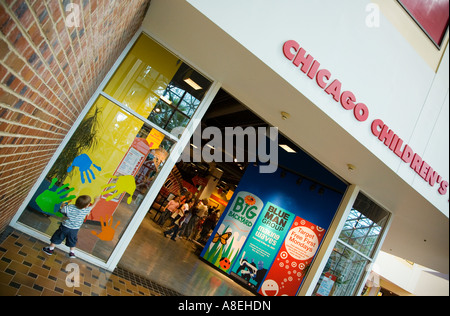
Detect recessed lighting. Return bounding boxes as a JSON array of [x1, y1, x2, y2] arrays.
[[184, 78, 202, 90], [279, 144, 296, 153], [160, 95, 172, 104], [190, 144, 198, 149], [281, 111, 290, 120]]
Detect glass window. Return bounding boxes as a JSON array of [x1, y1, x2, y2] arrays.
[[16, 33, 213, 263], [104, 35, 211, 135], [18, 96, 175, 261], [312, 193, 389, 296]]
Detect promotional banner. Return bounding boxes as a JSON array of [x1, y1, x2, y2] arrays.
[[200, 163, 345, 295], [258, 216, 325, 296], [201, 191, 264, 273], [230, 202, 295, 291]]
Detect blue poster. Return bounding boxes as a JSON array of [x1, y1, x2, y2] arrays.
[[229, 202, 295, 291]]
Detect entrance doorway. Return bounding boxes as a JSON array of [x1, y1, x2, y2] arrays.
[[116, 89, 261, 296], [117, 88, 348, 296]]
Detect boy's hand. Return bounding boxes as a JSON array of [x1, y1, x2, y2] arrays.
[[90, 196, 100, 207]]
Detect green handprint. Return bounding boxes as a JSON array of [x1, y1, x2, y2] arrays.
[[101, 175, 136, 204], [35, 178, 76, 217]]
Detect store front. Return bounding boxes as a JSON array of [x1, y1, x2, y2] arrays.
[[8, 30, 391, 296], [8, 0, 448, 296]]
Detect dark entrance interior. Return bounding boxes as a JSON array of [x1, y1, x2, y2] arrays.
[[118, 88, 347, 296]]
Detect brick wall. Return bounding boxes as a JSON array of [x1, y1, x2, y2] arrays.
[[0, 0, 151, 233]]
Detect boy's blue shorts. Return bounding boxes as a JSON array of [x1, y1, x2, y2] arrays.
[[50, 225, 78, 248]]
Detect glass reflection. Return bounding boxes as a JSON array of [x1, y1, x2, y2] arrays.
[[312, 193, 389, 296], [104, 34, 211, 135]]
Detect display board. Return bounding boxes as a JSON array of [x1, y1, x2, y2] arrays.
[[201, 164, 344, 296]]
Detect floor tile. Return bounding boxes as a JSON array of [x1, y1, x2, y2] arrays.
[[0, 210, 253, 296]]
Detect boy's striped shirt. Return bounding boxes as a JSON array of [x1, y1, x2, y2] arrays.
[[61, 204, 92, 229]]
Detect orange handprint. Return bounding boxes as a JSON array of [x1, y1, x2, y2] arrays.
[[91, 216, 120, 241]]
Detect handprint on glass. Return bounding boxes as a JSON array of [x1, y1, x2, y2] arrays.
[[67, 153, 102, 184], [35, 178, 76, 217], [101, 175, 136, 204], [91, 216, 120, 241]]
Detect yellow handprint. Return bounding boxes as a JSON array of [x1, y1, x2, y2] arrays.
[[91, 216, 120, 241], [101, 174, 136, 204]]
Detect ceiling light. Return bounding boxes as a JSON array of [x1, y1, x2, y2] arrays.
[[347, 164, 356, 171], [281, 111, 290, 120], [183, 70, 203, 90], [190, 144, 198, 149], [160, 95, 172, 105], [279, 144, 296, 153], [184, 78, 202, 90]]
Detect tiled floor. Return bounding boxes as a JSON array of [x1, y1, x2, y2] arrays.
[[0, 227, 181, 296], [0, 211, 253, 296], [118, 212, 253, 296]]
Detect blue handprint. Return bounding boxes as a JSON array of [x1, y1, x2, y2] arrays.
[[67, 153, 102, 184], [35, 178, 76, 217]]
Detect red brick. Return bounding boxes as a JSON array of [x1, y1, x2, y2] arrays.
[[0, 0, 152, 234]]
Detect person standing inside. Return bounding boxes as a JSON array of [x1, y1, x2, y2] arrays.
[[198, 209, 219, 243], [157, 195, 180, 227], [189, 199, 209, 240], [164, 200, 193, 241]]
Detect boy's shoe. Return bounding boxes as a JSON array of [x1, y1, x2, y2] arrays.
[[43, 247, 53, 255], [69, 252, 76, 258]]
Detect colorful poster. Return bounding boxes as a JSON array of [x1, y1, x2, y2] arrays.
[[146, 128, 165, 149], [230, 202, 295, 292], [258, 217, 326, 296], [89, 138, 149, 221], [201, 191, 264, 273]]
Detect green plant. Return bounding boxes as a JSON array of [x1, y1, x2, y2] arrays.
[[47, 106, 102, 183]]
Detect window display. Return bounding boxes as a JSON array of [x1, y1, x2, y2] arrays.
[[201, 163, 346, 296], [16, 33, 212, 262]]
